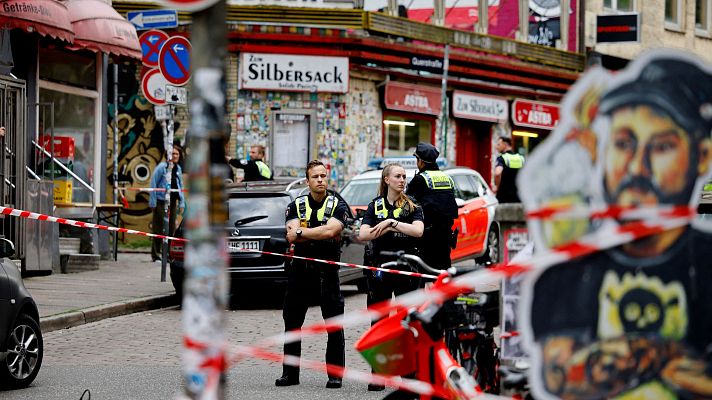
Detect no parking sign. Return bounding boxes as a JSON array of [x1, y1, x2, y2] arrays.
[[139, 29, 169, 67], [159, 36, 191, 86]]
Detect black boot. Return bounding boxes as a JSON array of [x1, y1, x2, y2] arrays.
[[325, 377, 342, 389], [275, 366, 299, 387]]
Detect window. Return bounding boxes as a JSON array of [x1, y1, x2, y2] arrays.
[[666, 0, 684, 29], [383, 117, 432, 157], [39, 48, 97, 90], [697, 0, 711, 33], [604, 0, 635, 11], [451, 175, 479, 201]]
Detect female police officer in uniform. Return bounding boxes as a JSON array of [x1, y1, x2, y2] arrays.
[[359, 163, 424, 390], [277, 160, 350, 389]]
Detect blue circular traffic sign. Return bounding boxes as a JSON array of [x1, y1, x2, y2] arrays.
[[158, 36, 191, 86], [139, 30, 169, 68]]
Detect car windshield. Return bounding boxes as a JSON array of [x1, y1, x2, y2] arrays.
[[340, 178, 380, 206], [228, 194, 291, 226]]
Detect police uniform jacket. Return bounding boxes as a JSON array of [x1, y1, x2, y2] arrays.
[[229, 158, 273, 181], [362, 195, 424, 264], [285, 192, 349, 262], [405, 168, 457, 230]]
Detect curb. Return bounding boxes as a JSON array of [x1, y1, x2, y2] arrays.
[[40, 293, 179, 333]]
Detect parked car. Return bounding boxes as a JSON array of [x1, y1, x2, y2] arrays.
[[169, 180, 365, 299], [0, 239, 43, 389], [339, 162, 499, 267]]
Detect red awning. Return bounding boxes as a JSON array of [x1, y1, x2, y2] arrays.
[[66, 0, 141, 59], [0, 0, 74, 42]]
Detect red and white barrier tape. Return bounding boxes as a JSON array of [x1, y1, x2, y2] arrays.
[[119, 187, 187, 193], [232, 215, 693, 357], [0, 205, 186, 242], [239, 248, 440, 280], [527, 204, 695, 221]]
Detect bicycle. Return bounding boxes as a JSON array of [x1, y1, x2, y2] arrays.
[[354, 251, 489, 400], [444, 291, 500, 394]]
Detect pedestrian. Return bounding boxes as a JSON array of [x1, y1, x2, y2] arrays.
[[493, 136, 525, 203], [405, 142, 458, 270], [358, 162, 424, 391], [525, 53, 712, 399], [227, 144, 272, 181], [277, 159, 350, 389], [149, 147, 185, 262], [0, 126, 5, 137]]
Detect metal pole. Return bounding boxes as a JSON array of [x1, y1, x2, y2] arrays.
[[161, 113, 174, 283], [439, 44, 450, 158], [183, 1, 228, 399], [113, 64, 120, 261], [518, 0, 529, 42], [559, 0, 570, 51]]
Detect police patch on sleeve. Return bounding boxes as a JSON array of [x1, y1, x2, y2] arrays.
[[240, 159, 248, 166]]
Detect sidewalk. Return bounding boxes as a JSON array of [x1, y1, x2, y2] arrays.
[[23, 252, 178, 333]]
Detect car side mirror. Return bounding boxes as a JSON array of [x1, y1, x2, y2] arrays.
[[455, 198, 465, 208], [0, 238, 15, 258]]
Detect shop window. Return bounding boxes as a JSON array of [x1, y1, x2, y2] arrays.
[[38, 88, 96, 203], [39, 47, 96, 90], [383, 117, 431, 157]]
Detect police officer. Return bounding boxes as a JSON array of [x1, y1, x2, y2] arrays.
[[228, 144, 272, 181], [406, 142, 458, 270], [359, 162, 424, 391], [277, 160, 349, 389], [494, 136, 525, 203]]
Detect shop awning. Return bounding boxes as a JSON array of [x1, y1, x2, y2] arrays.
[[0, 0, 74, 42], [66, 0, 140, 59]]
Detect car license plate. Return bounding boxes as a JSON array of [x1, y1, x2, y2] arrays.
[[228, 240, 260, 252]]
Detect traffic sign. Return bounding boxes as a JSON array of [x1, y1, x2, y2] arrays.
[[128, 9, 178, 30], [158, 36, 191, 86], [154, 105, 172, 121], [139, 30, 169, 68], [156, 0, 220, 12], [141, 69, 168, 105], [165, 85, 188, 105]]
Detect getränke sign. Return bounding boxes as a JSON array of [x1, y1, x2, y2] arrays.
[[239, 53, 349, 93], [452, 91, 508, 122]]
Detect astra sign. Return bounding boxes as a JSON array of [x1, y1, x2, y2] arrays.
[[238, 53, 349, 93]]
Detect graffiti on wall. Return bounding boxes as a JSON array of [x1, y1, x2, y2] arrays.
[[107, 64, 164, 241]]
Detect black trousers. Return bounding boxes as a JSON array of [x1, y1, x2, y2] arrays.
[[420, 227, 453, 271], [151, 199, 176, 261], [366, 268, 420, 320], [282, 261, 345, 378]]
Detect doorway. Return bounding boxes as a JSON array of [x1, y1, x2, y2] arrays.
[[455, 119, 492, 184]]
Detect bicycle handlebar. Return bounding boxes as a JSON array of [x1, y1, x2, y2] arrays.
[[379, 251, 447, 275]]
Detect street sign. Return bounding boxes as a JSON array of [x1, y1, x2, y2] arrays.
[[158, 36, 191, 86], [156, 0, 220, 12], [139, 30, 169, 68], [141, 69, 168, 105], [166, 85, 187, 105], [154, 105, 172, 121], [128, 9, 178, 30]]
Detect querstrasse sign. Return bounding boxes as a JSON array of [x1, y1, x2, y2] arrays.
[[239, 53, 349, 93]]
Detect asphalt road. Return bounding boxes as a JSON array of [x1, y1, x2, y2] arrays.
[[0, 289, 389, 400]]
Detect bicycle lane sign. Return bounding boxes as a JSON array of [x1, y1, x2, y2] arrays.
[[158, 36, 191, 86]]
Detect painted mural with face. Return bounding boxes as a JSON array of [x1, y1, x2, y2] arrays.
[[517, 50, 712, 400]]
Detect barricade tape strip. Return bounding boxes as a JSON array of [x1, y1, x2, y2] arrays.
[[0, 206, 186, 242], [238, 249, 440, 280], [119, 187, 187, 193], [527, 204, 695, 221], [230, 215, 693, 358]]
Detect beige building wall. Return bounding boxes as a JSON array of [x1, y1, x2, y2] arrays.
[[585, 0, 712, 63]]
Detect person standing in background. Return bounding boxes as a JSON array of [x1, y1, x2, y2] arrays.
[[149, 147, 185, 262], [494, 136, 525, 203], [227, 144, 272, 181]]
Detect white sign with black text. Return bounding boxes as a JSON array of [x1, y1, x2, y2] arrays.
[[239, 53, 349, 93], [452, 91, 508, 122], [165, 85, 187, 105], [154, 105, 171, 121]]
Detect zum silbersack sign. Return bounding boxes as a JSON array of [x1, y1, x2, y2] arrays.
[[239, 53, 349, 93]]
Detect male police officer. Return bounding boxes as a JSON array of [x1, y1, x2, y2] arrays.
[[277, 160, 349, 389], [494, 136, 525, 203], [406, 142, 458, 270], [228, 144, 272, 181]]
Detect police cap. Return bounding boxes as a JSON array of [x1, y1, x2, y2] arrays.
[[413, 142, 440, 163]]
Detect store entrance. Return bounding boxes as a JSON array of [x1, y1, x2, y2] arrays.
[[455, 119, 492, 184]]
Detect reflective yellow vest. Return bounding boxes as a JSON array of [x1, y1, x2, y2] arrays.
[[374, 197, 404, 219], [296, 194, 338, 227], [502, 153, 525, 169], [255, 160, 272, 179], [421, 170, 455, 190]]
